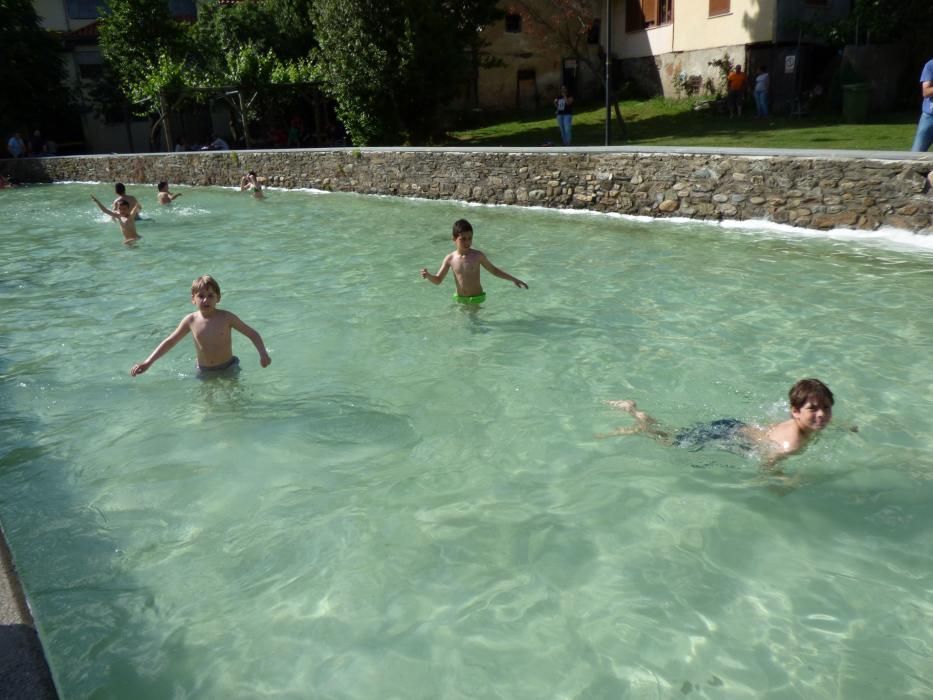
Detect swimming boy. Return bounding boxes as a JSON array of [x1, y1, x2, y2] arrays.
[[157, 181, 182, 204], [240, 171, 263, 199], [112, 183, 141, 219], [600, 378, 838, 465], [130, 275, 271, 377], [91, 194, 141, 244], [420, 219, 528, 304]]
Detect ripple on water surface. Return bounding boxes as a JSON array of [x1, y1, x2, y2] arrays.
[[1, 184, 932, 699]]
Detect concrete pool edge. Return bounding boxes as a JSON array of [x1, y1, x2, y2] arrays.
[[4, 146, 933, 233], [0, 522, 59, 699]]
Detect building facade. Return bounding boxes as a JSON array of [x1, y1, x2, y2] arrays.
[[34, 0, 198, 154], [467, 1, 603, 112], [610, 0, 853, 112]]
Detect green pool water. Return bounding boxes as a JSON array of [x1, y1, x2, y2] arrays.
[[1, 183, 932, 699]]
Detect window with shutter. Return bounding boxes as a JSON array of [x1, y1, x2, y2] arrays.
[[709, 0, 730, 16], [626, 0, 673, 31]]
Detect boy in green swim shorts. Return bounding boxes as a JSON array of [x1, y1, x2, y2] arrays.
[[420, 219, 528, 303]]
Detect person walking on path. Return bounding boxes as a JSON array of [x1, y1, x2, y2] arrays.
[[911, 58, 933, 152]]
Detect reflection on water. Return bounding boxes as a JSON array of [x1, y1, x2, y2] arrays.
[[2, 184, 933, 699]]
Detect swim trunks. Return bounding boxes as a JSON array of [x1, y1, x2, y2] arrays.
[[196, 355, 240, 376], [453, 292, 486, 305], [673, 418, 751, 453]]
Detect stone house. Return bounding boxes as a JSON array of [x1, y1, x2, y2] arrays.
[[465, 1, 604, 112]]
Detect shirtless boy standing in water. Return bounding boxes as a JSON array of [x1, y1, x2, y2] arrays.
[[420, 219, 528, 304], [130, 275, 271, 377], [91, 195, 141, 244], [157, 181, 182, 204], [111, 183, 141, 219], [601, 378, 839, 466]]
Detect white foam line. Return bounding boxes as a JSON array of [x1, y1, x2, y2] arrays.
[[43, 181, 933, 254]]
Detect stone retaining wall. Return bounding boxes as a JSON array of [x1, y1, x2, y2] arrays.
[[5, 147, 933, 232]]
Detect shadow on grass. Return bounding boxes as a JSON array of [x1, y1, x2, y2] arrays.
[[448, 100, 916, 151]]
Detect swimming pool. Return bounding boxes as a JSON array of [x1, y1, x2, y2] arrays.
[[1, 183, 932, 698]]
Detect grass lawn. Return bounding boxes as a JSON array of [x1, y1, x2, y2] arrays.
[[447, 97, 918, 152]]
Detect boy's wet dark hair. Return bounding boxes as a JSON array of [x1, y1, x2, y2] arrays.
[[789, 378, 834, 410], [115, 182, 126, 195], [157, 181, 168, 191], [191, 274, 221, 297], [248, 170, 257, 177], [452, 219, 473, 238], [116, 198, 129, 208]]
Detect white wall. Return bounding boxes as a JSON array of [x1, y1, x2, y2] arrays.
[[611, 0, 774, 59]]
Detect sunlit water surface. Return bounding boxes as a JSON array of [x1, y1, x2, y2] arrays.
[[1, 183, 932, 699]]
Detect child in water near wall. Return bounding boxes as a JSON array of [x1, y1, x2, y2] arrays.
[[130, 275, 271, 377], [91, 195, 141, 244], [420, 219, 528, 305], [599, 378, 843, 466], [157, 181, 182, 204], [240, 171, 264, 199], [111, 182, 141, 219]]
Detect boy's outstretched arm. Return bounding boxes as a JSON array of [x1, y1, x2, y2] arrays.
[[91, 195, 119, 219], [479, 255, 528, 289], [420, 256, 451, 285], [230, 314, 272, 367], [130, 318, 191, 376]]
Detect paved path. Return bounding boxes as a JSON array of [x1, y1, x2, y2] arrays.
[[0, 525, 58, 699]]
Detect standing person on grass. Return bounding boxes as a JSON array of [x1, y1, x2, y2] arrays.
[[911, 57, 933, 152], [727, 65, 748, 118], [554, 85, 574, 146], [754, 65, 770, 118]]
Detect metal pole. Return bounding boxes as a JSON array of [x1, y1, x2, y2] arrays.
[[604, 0, 612, 145]]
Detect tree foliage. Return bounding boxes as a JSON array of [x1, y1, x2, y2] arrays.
[[97, 0, 318, 147], [0, 0, 73, 135], [97, 0, 187, 104], [804, 0, 933, 54], [311, 0, 500, 145]]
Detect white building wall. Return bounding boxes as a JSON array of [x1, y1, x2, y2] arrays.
[[609, 0, 775, 97]]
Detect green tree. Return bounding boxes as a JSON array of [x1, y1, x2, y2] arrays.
[[189, 1, 317, 147], [805, 0, 933, 54], [97, 0, 189, 149], [0, 0, 74, 137], [312, 0, 500, 145]]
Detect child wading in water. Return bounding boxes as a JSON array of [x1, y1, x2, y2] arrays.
[[420, 219, 528, 304], [111, 182, 141, 219], [157, 181, 182, 204], [130, 275, 271, 377], [92, 195, 141, 244], [600, 378, 841, 467], [240, 171, 264, 199]]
